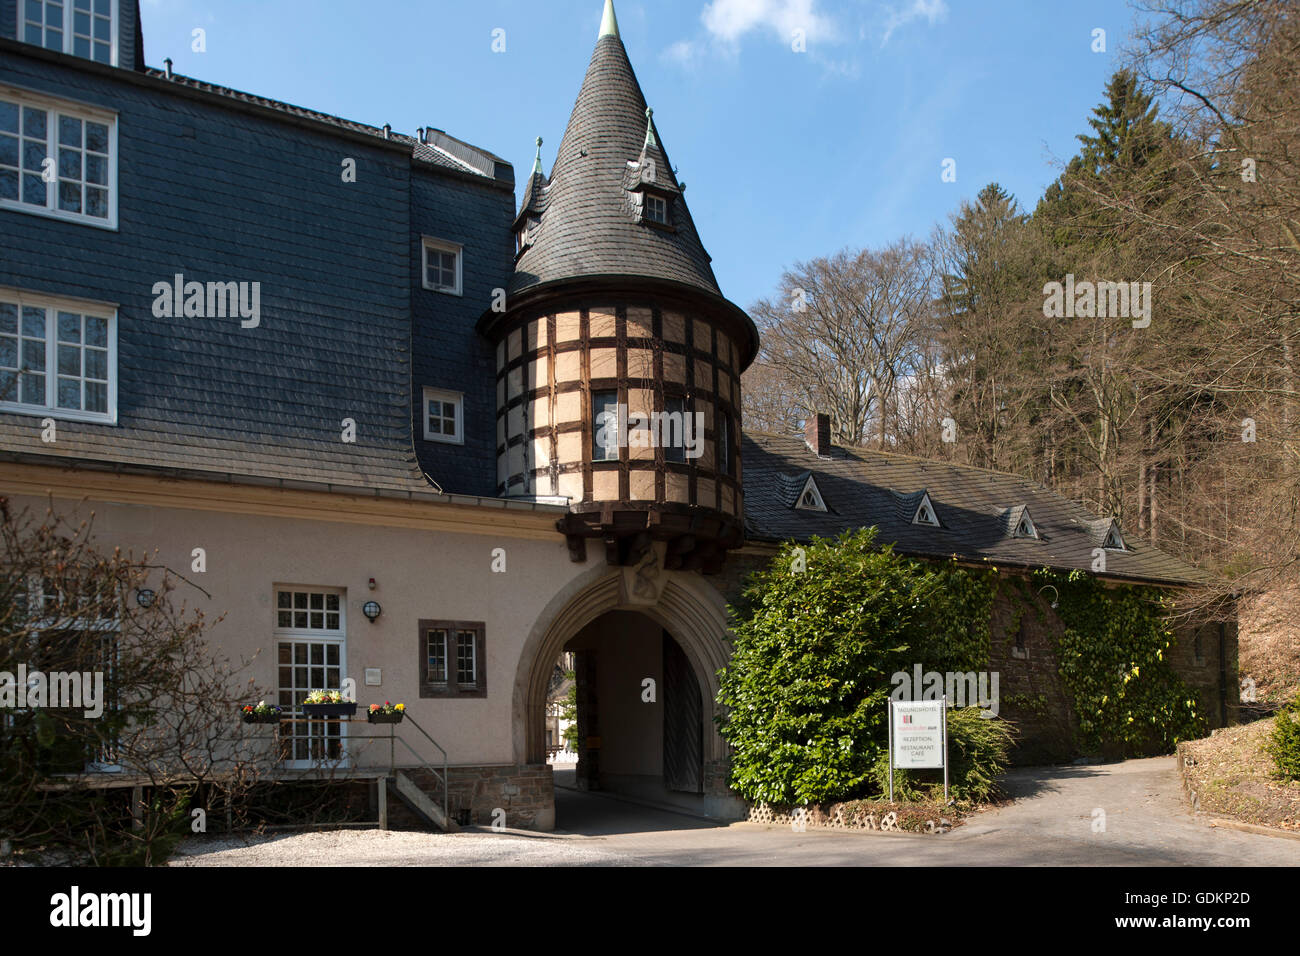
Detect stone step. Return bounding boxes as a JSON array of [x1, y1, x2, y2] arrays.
[[390, 770, 459, 832]]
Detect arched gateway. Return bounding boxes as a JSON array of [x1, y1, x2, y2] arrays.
[[513, 559, 745, 826]]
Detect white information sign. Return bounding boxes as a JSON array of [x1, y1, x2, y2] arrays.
[[890, 699, 946, 769]]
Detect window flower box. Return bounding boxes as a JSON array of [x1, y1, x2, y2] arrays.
[[241, 701, 283, 724], [301, 690, 356, 718], [367, 702, 406, 724]]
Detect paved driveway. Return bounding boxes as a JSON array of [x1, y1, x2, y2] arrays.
[[542, 757, 1295, 865], [172, 757, 1297, 866]]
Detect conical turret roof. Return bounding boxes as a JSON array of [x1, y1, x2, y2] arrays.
[[509, 2, 723, 299]]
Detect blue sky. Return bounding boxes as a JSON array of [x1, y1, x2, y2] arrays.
[[140, 0, 1141, 309]]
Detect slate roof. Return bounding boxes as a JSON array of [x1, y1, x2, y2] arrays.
[[508, 21, 723, 298], [741, 433, 1211, 587], [142, 68, 512, 184]]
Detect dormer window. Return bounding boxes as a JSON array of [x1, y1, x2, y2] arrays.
[[913, 493, 940, 527], [1010, 508, 1039, 539], [794, 475, 826, 512], [1103, 523, 1126, 551], [644, 194, 667, 224], [22, 0, 116, 65]]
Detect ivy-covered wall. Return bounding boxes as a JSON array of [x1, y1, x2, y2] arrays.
[[716, 544, 1237, 764]]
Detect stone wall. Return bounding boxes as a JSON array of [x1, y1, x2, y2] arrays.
[[392, 763, 554, 830], [987, 587, 1079, 764]]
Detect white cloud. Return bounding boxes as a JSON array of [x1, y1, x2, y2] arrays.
[[880, 0, 949, 46], [700, 0, 837, 47], [662, 38, 705, 68]]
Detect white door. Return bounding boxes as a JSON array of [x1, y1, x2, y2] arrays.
[[274, 586, 347, 769]]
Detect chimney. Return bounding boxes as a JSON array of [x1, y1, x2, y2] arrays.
[[805, 413, 831, 457]]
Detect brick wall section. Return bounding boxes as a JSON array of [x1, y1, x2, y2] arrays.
[[393, 764, 554, 830], [987, 587, 1079, 764], [1168, 615, 1239, 730]]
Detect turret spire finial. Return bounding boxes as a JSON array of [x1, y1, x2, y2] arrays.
[[643, 106, 657, 150], [531, 136, 544, 176], [598, 0, 620, 39]]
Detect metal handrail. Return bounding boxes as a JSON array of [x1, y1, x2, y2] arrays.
[[255, 713, 450, 825], [399, 713, 450, 825]]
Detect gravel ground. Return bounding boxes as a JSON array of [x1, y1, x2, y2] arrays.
[[168, 828, 633, 867]]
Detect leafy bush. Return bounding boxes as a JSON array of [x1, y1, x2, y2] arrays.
[[718, 529, 1000, 806], [1267, 695, 1300, 780], [873, 707, 1016, 804]]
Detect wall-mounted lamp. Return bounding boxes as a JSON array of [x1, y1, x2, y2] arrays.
[[368, 577, 376, 591], [1037, 585, 1059, 609], [135, 588, 155, 608], [362, 601, 382, 623]]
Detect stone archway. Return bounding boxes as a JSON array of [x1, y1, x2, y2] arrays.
[[512, 558, 738, 815]]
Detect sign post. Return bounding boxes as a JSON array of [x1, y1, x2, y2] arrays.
[[888, 696, 948, 804]]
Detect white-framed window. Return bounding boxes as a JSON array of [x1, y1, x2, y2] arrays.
[[421, 237, 462, 295], [419, 619, 485, 698], [592, 389, 619, 462], [426, 628, 447, 683], [10, 575, 121, 772], [274, 586, 347, 769], [1012, 508, 1039, 539], [0, 288, 117, 423], [0, 87, 118, 228], [913, 492, 940, 527], [456, 630, 477, 685], [423, 387, 463, 444], [794, 474, 826, 512], [644, 193, 667, 224], [19, 0, 117, 65]]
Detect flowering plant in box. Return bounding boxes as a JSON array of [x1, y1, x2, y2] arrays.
[[300, 688, 358, 718], [367, 701, 406, 724], [304, 689, 353, 705], [240, 700, 282, 723]]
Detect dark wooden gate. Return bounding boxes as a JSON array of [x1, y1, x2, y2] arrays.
[[662, 632, 703, 793]]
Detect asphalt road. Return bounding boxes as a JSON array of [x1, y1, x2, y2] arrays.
[[171, 756, 1297, 866], [545, 756, 1297, 865]]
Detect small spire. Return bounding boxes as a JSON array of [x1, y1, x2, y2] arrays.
[[643, 107, 657, 150], [531, 136, 544, 176], [598, 0, 620, 39]]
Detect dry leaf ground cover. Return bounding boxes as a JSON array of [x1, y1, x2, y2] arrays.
[[1180, 718, 1300, 832]]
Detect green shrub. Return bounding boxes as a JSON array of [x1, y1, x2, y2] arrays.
[[1268, 695, 1300, 781], [872, 707, 1016, 804], [717, 529, 998, 806]]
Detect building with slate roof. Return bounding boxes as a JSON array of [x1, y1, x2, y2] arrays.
[[0, 0, 1236, 826]]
